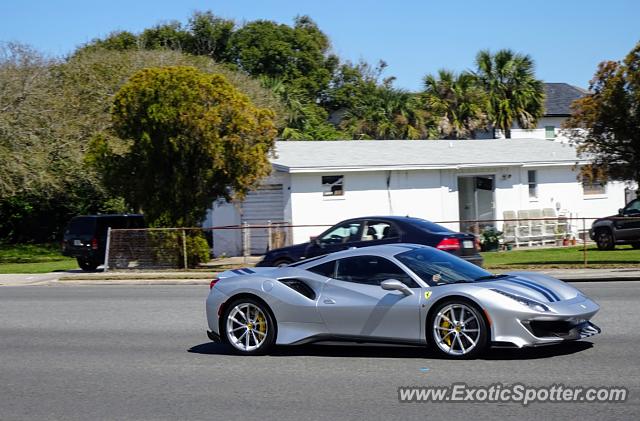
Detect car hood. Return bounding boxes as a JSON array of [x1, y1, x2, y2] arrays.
[[481, 272, 581, 303], [594, 214, 619, 223]]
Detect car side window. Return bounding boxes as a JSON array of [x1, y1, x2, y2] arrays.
[[335, 256, 419, 287], [307, 260, 336, 278], [361, 221, 399, 241], [319, 221, 362, 245], [625, 200, 640, 214]]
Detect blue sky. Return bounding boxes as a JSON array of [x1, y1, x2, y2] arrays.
[[1, 0, 638, 90]]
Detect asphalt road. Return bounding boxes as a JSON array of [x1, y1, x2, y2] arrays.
[[0, 282, 638, 420]]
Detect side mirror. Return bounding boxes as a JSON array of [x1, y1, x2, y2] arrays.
[[380, 279, 413, 296], [618, 208, 624, 216]]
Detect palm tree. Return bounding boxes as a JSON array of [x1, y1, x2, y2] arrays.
[[340, 85, 431, 140], [474, 49, 545, 138], [422, 69, 488, 139]]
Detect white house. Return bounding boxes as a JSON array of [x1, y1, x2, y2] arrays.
[[497, 83, 587, 141], [207, 138, 629, 256]]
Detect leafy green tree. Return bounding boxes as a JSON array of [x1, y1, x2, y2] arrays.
[[565, 41, 640, 190], [80, 30, 140, 53], [327, 62, 432, 139], [474, 49, 544, 138], [229, 16, 338, 100], [92, 66, 277, 227], [339, 85, 430, 140], [261, 77, 345, 140], [0, 44, 286, 242], [422, 70, 488, 139], [187, 11, 235, 62], [140, 21, 190, 50]]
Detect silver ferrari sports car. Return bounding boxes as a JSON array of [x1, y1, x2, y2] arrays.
[[205, 244, 601, 358]]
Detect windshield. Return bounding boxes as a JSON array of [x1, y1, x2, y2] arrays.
[[395, 247, 490, 285]]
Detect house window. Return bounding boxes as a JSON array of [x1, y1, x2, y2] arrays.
[[582, 178, 607, 196], [322, 175, 344, 197], [545, 126, 555, 139], [528, 170, 537, 199]]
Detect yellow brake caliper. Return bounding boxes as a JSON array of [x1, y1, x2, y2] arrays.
[[441, 310, 453, 346], [256, 313, 267, 336]]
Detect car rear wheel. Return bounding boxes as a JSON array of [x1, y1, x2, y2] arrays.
[[77, 258, 99, 272], [428, 300, 488, 359], [222, 298, 276, 355], [595, 229, 615, 250]]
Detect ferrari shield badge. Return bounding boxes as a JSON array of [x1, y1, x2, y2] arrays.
[[424, 291, 432, 300]]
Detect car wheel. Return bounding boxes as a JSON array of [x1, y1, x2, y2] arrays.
[[273, 258, 292, 267], [595, 229, 615, 250], [222, 297, 276, 355], [77, 258, 99, 272], [428, 300, 488, 359]]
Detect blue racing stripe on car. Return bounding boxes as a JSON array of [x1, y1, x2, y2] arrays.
[[241, 268, 255, 274], [231, 269, 244, 275], [511, 278, 561, 302], [503, 278, 557, 302]]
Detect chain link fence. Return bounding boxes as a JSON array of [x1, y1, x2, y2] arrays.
[[103, 216, 640, 271]]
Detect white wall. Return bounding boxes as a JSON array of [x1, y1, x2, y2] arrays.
[[503, 116, 570, 141], [289, 170, 447, 243]]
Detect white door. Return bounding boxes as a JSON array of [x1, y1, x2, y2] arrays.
[[457, 176, 495, 234]]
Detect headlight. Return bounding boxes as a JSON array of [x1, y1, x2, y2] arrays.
[[491, 289, 550, 312]]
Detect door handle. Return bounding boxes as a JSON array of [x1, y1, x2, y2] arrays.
[[323, 298, 336, 304]]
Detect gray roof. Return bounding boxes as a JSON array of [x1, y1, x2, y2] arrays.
[[272, 139, 585, 173], [544, 83, 587, 116]]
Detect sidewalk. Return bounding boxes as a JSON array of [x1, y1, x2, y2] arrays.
[[1, 267, 639, 286]]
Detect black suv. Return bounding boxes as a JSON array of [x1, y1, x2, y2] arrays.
[[62, 214, 145, 271], [590, 199, 640, 250], [256, 216, 483, 267]]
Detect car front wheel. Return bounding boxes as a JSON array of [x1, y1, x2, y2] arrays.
[[222, 298, 276, 355], [428, 300, 488, 359]]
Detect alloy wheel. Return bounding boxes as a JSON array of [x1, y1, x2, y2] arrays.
[[225, 303, 269, 352], [433, 303, 481, 356]]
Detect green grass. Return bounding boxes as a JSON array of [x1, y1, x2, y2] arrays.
[[482, 245, 640, 269], [0, 243, 78, 273]]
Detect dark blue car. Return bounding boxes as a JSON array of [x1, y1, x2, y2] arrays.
[[256, 216, 483, 267]]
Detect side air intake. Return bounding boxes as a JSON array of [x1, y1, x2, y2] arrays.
[[278, 278, 317, 300]]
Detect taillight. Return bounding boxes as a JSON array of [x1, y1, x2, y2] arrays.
[[436, 237, 461, 251], [91, 238, 98, 250], [209, 278, 220, 290]]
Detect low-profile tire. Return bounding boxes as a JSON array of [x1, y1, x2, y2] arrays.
[[427, 299, 488, 359], [77, 257, 99, 272], [221, 297, 276, 355], [595, 229, 615, 250]]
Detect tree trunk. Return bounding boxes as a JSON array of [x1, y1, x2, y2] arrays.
[[505, 127, 511, 139]]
